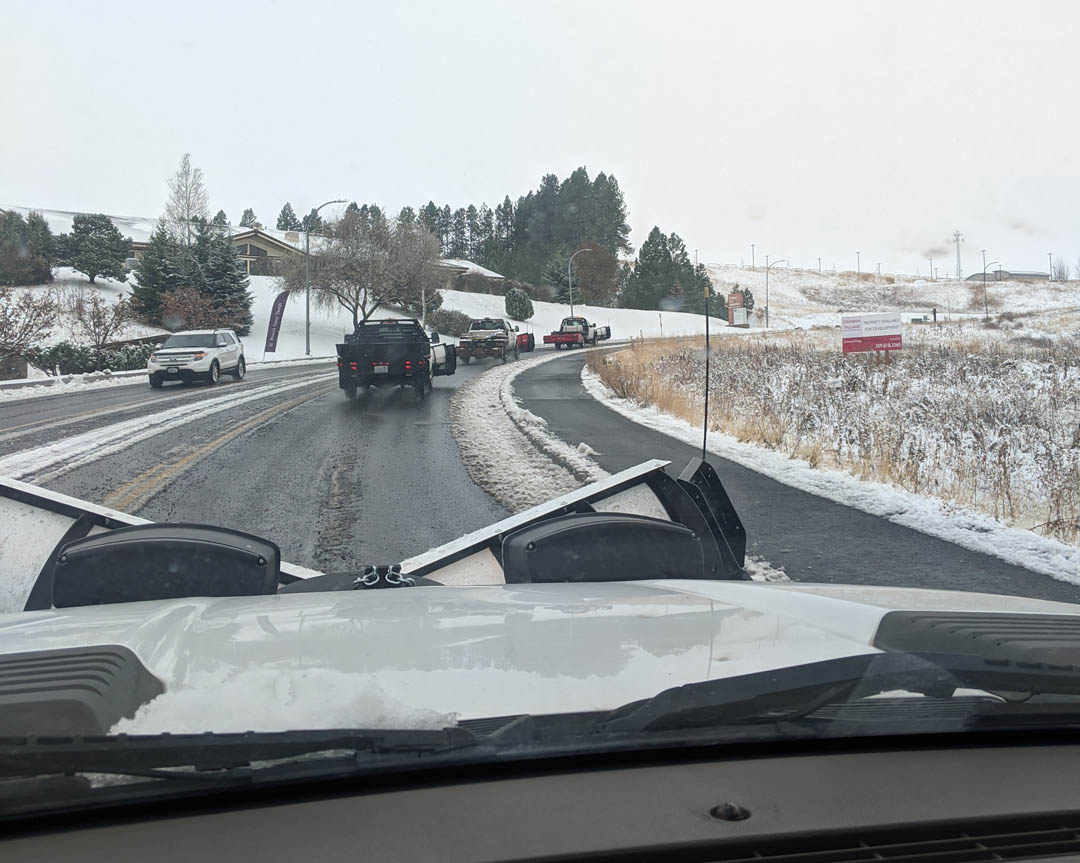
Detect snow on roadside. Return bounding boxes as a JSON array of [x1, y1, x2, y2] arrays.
[[581, 365, 1080, 586], [450, 352, 605, 513], [0, 373, 336, 483]]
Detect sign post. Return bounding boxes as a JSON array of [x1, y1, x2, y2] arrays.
[[841, 312, 902, 357], [728, 291, 749, 328]]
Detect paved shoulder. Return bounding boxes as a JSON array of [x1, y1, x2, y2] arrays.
[[514, 353, 1080, 603]]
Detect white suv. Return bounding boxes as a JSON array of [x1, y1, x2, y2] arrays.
[[147, 329, 246, 388]]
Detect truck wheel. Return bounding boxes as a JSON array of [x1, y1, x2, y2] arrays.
[[554, 343, 562, 351], [343, 383, 357, 400], [414, 381, 426, 400], [501, 348, 507, 364], [231, 357, 246, 380], [462, 355, 471, 365], [149, 374, 163, 389], [207, 360, 220, 384]]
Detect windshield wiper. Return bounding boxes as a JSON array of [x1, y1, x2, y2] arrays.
[[0, 727, 480, 783], [599, 652, 1080, 734]]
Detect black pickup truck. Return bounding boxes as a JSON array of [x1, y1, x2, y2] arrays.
[[336, 318, 456, 400]]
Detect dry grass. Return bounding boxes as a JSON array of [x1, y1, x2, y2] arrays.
[[589, 327, 1080, 543]]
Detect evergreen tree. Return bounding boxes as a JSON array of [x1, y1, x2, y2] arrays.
[[276, 202, 302, 231], [739, 284, 755, 312], [397, 205, 416, 226], [212, 210, 228, 226], [465, 204, 479, 258], [58, 213, 130, 284], [204, 229, 253, 335], [301, 208, 324, 232], [504, 287, 534, 321], [419, 201, 440, 241], [449, 208, 468, 258], [132, 220, 181, 323], [239, 208, 257, 228], [0, 211, 53, 286], [24, 211, 55, 265]]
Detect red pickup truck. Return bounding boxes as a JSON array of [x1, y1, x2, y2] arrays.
[[543, 316, 612, 349]]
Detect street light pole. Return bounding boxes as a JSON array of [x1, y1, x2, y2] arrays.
[[1049, 252, 1054, 281], [764, 257, 787, 329], [567, 248, 592, 317], [981, 250, 999, 321], [305, 198, 346, 356], [818, 257, 822, 272], [856, 251, 861, 274], [751, 244, 755, 269]]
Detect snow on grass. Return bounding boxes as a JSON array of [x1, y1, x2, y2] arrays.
[[581, 361, 1080, 587]]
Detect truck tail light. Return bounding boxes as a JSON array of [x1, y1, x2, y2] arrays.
[[349, 361, 358, 370]]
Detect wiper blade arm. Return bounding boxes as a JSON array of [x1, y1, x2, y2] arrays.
[[601, 652, 1080, 734], [0, 727, 478, 780]]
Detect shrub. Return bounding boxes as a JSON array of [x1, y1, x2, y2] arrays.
[[427, 308, 472, 337], [505, 287, 534, 321]]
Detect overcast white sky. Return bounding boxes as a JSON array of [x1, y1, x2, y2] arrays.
[[3, 0, 1077, 276]]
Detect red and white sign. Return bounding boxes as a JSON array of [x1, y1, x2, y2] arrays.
[[842, 312, 902, 353]]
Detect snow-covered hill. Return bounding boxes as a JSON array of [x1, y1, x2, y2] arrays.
[[706, 264, 1080, 330]]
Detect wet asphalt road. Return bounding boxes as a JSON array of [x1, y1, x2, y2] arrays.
[[0, 363, 339, 456], [4, 360, 506, 573], [515, 353, 1080, 604]]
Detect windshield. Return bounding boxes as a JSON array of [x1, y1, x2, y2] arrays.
[[1, 0, 1079, 818], [160, 334, 216, 348]]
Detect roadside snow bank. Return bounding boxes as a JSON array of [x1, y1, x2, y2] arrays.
[[582, 366, 1080, 586], [450, 352, 605, 512]]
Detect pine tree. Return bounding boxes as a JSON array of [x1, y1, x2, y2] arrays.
[[419, 202, 440, 242], [300, 208, 324, 232], [204, 230, 253, 335], [58, 213, 130, 284], [465, 204, 479, 259], [0, 211, 53, 286], [239, 208, 257, 228], [212, 210, 228, 226], [397, 206, 416, 226], [449, 208, 468, 258], [276, 202, 302, 231], [132, 219, 181, 323]]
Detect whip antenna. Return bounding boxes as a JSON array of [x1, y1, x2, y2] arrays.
[[702, 281, 710, 461]]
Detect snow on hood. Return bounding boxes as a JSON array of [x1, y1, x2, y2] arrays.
[[0, 580, 1076, 735]]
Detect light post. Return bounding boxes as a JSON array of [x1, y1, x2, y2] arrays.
[[1049, 252, 1054, 281], [876, 263, 881, 275], [567, 248, 592, 317], [856, 251, 861, 274], [764, 256, 786, 329], [981, 251, 999, 321], [929, 258, 933, 280], [751, 244, 755, 269], [818, 257, 822, 272], [305, 198, 346, 356]]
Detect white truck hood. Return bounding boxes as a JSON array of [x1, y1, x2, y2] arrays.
[[0, 580, 1075, 735]]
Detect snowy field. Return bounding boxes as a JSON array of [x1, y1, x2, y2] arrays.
[[706, 263, 1080, 332], [585, 324, 1080, 574]]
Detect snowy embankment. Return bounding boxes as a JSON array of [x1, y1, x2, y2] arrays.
[[583, 333, 1080, 586]]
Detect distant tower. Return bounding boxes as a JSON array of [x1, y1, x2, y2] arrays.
[[953, 230, 964, 279]]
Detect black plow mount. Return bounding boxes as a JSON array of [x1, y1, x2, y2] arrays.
[[7, 458, 748, 611]]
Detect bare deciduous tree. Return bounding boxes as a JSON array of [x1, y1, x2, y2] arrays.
[[0, 285, 58, 363], [278, 211, 442, 328], [159, 287, 231, 332], [165, 153, 210, 245], [1052, 259, 1071, 282], [69, 292, 132, 368]]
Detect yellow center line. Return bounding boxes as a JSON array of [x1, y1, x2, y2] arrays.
[[103, 387, 332, 514]]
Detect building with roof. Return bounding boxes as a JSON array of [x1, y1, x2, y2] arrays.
[[965, 269, 1049, 282]]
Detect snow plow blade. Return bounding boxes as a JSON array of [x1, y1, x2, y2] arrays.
[[402, 458, 748, 583]]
